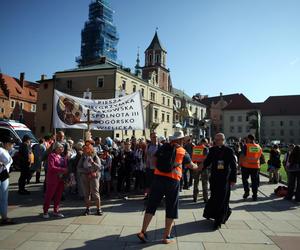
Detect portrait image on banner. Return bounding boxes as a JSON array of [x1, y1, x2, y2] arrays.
[[53, 90, 145, 131]]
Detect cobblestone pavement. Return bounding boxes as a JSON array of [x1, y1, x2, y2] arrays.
[[1, 172, 300, 250]]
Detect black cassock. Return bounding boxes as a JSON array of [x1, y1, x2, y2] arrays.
[[203, 145, 237, 224]]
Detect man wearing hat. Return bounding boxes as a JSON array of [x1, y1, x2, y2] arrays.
[[137, 131, 197, 244]]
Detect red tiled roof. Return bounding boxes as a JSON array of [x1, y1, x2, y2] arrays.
[[223, 94, 256, 110], [1, 74, 38, 102], [260, 95, 300, 116], [195, 93, 239, 106]]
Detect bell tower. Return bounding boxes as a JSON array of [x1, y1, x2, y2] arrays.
[[142, 30, 170, 91]]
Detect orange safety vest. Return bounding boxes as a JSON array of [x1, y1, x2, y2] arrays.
[[192, 145, 207, 163], [154, 146, 186, 181], [243, 143, 262, 169]]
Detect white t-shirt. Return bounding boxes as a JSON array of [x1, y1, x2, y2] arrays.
[[0, 147, 13, 174]]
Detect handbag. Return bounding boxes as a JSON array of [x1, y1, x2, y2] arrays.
[[0, 168, 10, 182]]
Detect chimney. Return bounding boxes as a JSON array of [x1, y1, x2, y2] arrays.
[[41, 74, 47, 81], [19, 72, 25, 88]]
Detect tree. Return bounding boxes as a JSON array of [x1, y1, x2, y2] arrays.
[[247, 110, 260, 142]]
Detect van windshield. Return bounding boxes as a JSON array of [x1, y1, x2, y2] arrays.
[[15, 130, 38, 143]]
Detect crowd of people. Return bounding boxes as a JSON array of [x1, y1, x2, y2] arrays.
[[0, 130, 300, 244]]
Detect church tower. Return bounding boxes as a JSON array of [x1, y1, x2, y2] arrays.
[[142, 31, 170, 91]]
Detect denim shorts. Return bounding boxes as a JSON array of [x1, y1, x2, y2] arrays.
[[146, 175, 180, 219]]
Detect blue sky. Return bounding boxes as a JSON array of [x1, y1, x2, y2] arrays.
[[1, 0, 300, 102]]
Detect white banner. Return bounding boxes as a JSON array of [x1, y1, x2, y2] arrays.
[[53, 90, 145, 130]]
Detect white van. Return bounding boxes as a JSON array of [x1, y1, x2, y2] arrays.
[[0, 119, 38, 144]]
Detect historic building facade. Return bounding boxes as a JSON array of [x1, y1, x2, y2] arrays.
[[0, 72, 38, 132]]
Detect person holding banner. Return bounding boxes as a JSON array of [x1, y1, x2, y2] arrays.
[[192, 138, 209, 203], [77, 141, 103, 216]]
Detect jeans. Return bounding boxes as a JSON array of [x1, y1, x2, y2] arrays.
[[0, 178, 9, 219], [241, 167, 259, 196]]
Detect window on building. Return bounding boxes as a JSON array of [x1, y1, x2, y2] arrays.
[[162, 96, 165, 105], [10, 100, 15, 108], [0, 107, 4, 113], [31, 104, 36, 112], [201, 109, 204, 119], [175, 114, 179, 121], [280, 129, 284, 136], [97, 77, 104, 88], [42, 103, 47, 111], [167, 114, 170, 123], [280, 121, 284, 126], [116, 133, 120, 138], [195, 107, 198, 115], [122, 80, 126, 90], [19, 102, 24, 110], [230, 126, 235, 133], [290, 120, 293, 126], [67, 80, 73, 89], [141, 88, 145, 97], [167, 98, 170, 107], [155, 54, 160, 63], [161, 113, 165, 122], [154, 109, 158, 120], [190, 118, 194, 125], [271, 129, 275, 136], [44, 83, 48, 89], [238, 126, 242, 133], [271, 121, 275, 126], [290, 130, 294, 136], [190, 105, 192, 111], [230, 116, 234, 122], [40, 126, 45, 133], [149, 54, 152, 64], [238, 116, 242, 122], [133, 85, 136, 92], [124, 130, 128, 136], [150, 92, 155, 101]]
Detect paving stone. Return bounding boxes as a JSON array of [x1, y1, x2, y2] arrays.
[[244, 219, 269, 230], [260, 219, 299, 233], [175, 220, 224, 242], [100, 214, 143, 226], [203, 242, 280, 250], [58, 239, 126, 250], [16, 240, 62, 250], [263, 212, 300, 220], [0, 229, 17, 240], [68, 224, 123, 240], [0, 231, 36, 249], [73, 215, 106, 225], [33, 217, 76, 226], [30, 232, 71, 242], [270, 235, 300, 250], [20, 224, 67, 232], [220, 229, 274, 244], [178, 241, 204, 249], [223, 220, 250, 229], [125, 242, 178, 249], [63, 224, 80, 233], [286, 220, 300, 230], [229, 210, 257, 220]]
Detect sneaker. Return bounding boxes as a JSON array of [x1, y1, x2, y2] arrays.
[[43, 213, 50, 219], [137, 231, 148, 243], [252, 195, 258, 201], [96, 209, 103, 216], [243, 192, 249, 199], [53, 212, 64, 218], [83, 208, 90, 216], [162, 235, 175, 244]]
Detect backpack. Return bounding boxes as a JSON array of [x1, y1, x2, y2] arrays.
[[155, 143, 176, 173], [274, 186, 288, 197]]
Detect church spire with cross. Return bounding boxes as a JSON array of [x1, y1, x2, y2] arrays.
[[142, 29, 171, 92], [135, 47, 142, 78]]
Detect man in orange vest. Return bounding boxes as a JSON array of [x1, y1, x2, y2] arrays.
[[241, 134, 262, 201], [137, 131, 197, 244], [192, 138, 209, 202]]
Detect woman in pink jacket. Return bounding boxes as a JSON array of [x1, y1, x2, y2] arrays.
[[43, 142, 68, 218]]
